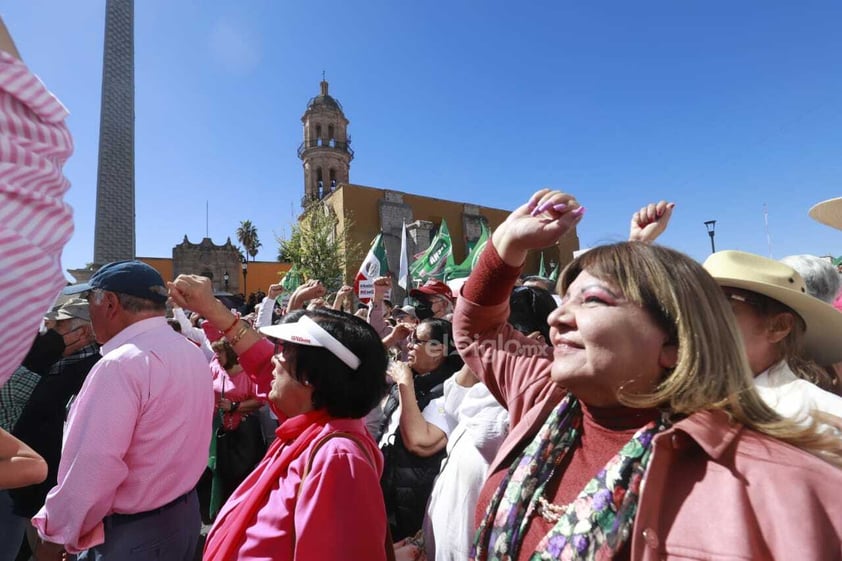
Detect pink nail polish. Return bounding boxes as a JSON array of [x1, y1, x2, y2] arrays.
[[530, 206, 541, 217], [572, 206, 586, 217], [553, 203, 568, 212]]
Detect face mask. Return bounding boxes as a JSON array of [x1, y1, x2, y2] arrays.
[[414, 303, 434, 320]]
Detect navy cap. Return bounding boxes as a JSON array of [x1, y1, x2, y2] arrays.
[[64, 261, 168, 303]]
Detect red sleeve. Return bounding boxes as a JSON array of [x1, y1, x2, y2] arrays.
[[454, 241, 555, 427], [238, 338, 275, 397], [462, 242, 523, 305]]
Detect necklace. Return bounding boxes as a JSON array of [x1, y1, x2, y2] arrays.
[[536, 495, 568, 523]]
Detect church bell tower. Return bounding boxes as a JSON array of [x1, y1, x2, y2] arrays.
[[298, 78, 353, 206]]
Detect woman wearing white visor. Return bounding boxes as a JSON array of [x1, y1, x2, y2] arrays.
[[169, 275, 392, 561]]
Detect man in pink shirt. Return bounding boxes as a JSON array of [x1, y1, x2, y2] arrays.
[[32, 261, 214, 561]]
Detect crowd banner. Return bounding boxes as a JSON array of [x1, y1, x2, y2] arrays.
[[409, 219, 453, 284], [444, 220, 489, 282]]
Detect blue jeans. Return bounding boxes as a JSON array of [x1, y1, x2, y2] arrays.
[[77, 491, 200, 561], [0, 489, 26, 561]]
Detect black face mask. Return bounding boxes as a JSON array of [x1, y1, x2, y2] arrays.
[[414, 302, 434, 320]]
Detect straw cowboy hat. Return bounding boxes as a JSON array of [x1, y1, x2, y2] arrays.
[[703, 250, 842, 366], [809, 197, 842, 231]]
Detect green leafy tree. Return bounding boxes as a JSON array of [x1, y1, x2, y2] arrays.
[[236, 220, 261, 262], [277, 202, 361, 291]]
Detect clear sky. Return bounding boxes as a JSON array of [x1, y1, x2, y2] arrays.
[[5, 1, 842, 277]]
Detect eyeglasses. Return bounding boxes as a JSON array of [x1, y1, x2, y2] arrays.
[[408, 334, 443, 346], [271, 338, 285, 356]]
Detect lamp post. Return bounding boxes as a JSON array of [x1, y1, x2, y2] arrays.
[[704, 220, 717, 254], [223, 271, 229, 292], [241, 258, 249, 297]]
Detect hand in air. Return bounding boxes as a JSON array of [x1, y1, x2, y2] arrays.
[[629, 201, 675, 243]]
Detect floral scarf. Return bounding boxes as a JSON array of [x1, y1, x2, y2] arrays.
[[472, 394, 667, 561]]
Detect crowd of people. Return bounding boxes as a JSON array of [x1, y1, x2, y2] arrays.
[[1, 16, 842, 561]]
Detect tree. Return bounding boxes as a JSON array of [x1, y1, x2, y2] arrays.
[[277, 202, 361, 291], [236, 220, 261, 262]]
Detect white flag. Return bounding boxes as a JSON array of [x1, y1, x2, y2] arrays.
[[398, 221, 410, 289]]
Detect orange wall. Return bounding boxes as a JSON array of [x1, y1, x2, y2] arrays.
[[137, 257, 291, 296]]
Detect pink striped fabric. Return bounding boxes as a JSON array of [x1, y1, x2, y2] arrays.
[[0, 51, 74, 387]]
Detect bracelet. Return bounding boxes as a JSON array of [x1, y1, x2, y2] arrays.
[[230, 401, 240, 413], [226, 325, 249, 346], [221, 314, 240, 335]]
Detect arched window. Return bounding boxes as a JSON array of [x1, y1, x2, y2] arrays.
[[328, 125, 335, 140], [330, 169, 337, 189]]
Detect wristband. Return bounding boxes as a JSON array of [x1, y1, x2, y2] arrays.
[[227, 325, 249, 346], [230, 401, 240, 413], [222, 314, 240, 335]]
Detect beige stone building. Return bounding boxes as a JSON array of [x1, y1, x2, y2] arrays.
[[296, 80, 580, 296]]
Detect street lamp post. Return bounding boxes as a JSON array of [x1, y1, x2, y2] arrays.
[[241, 258, 249, 297], [704, 220, 717, 254], [223, 271, 229, 292]]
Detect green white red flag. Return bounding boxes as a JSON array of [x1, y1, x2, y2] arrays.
[[354, 233, 389, 302]]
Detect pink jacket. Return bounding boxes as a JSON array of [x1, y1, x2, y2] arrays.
[[455, 295, 842, 561], [209, 417, 387, 561]]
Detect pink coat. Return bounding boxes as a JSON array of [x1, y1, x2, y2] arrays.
[[208, 417, 387, 561], [455, 295, 842, 561]]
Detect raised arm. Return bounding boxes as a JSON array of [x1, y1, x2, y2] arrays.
[[254, 283, 283, 328], [287, 280, 326, 312], [169, 275, 274, 394], [628, 201, 675, 243], [367, 276, 393, 338], [391, 363, 447, 457], [455, 189, 582, 421], [332, 284, 353, 311]]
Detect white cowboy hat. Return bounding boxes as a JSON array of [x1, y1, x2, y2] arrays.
[[703, 250, 842, 365], [808, 197, 842, 231]]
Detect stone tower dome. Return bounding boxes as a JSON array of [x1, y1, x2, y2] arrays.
[[298, 79, 354, 206]]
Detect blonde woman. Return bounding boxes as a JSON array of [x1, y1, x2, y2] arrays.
[[458, 189, 842, 561]]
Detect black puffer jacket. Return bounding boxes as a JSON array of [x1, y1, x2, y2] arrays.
[[378, 364, 453, 541]]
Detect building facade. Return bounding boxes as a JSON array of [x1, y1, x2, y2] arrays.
[[295, 80, 580, 296]]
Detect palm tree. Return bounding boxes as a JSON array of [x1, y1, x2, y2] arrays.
[[236, 220, 260, 262]]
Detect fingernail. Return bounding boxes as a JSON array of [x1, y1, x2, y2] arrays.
[[530, 206, 542, 217], [572, 206, 586, 217], [553, 203, 568, 212], [527, 196, 540, 211]]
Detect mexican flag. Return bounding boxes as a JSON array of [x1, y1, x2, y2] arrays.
[[445, 220, 489, 281], [354, 233, 389, 302], [410, 219, 454, 284]]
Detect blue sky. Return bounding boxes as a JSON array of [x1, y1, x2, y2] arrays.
[[5, 1, 842, 277]]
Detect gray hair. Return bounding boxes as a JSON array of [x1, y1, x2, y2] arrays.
[[780, 254, 841, 304]]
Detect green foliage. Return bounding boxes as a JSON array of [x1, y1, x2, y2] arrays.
[[277, 202, 360, 291], [236, 220, 261, 262]]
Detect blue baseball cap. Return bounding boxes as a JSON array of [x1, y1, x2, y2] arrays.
[[64, 260, 169, 303]]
